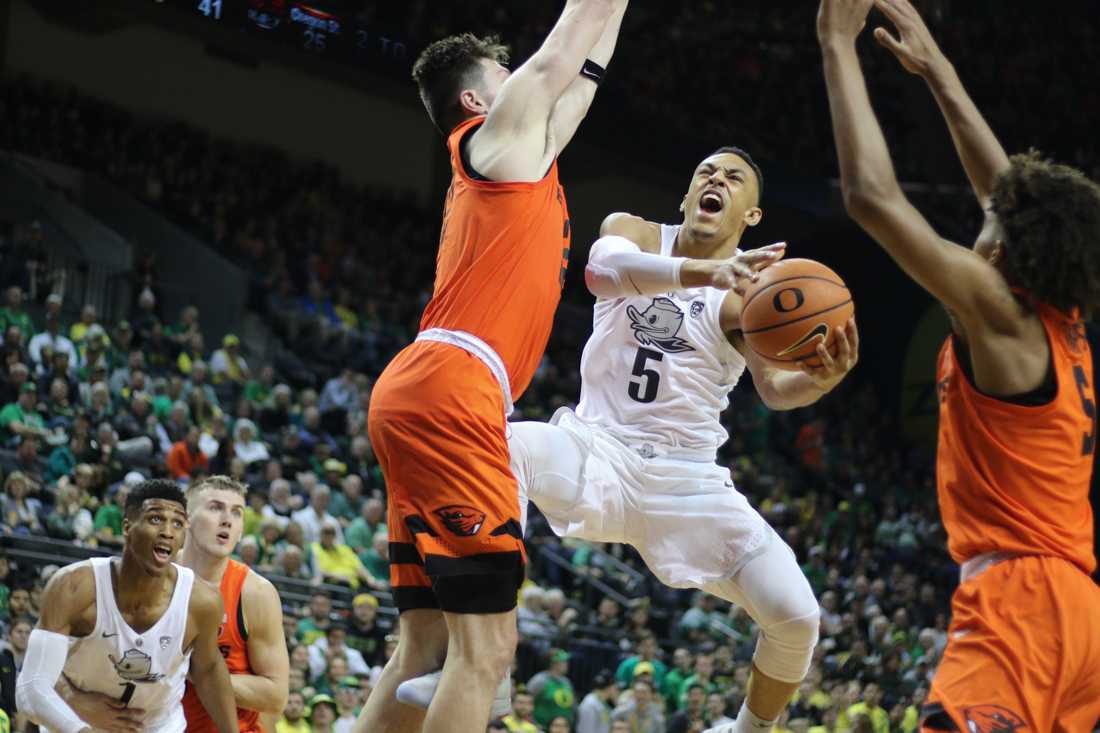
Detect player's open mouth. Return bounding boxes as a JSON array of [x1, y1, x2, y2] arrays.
[[153, 544, 173, 562], [216, 531, 231, 543], [699, 190, 724, 215]]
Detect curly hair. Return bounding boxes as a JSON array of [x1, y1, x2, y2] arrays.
[[125, 478, 186, 518], [412, 33, 510, 134], [991, 151, 1100, 314]]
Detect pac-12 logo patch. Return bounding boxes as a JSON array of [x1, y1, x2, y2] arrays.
[[433, 505, 487, 537], [963, 705, 1026, 733]]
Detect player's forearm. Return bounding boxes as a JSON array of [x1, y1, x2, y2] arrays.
[[821, 42, 905, 215], [760, 370, 834, 410], [230, 673, 288, 715], [528, 0, 616, 102], [17, 631, 89, 733], [547, 2, 625, 148], [924, 62, 1010, 204], [585, 235, 687, 298], [192, 660, 240, 733], [586, 0, 627, 67]]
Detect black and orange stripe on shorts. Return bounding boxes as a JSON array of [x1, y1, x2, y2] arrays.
[[370, 342, 526, 614]]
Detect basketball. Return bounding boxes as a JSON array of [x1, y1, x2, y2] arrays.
[[740, 258, 854, 370]]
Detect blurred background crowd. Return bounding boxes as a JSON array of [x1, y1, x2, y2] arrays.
[[1, 0, 1098, 731]]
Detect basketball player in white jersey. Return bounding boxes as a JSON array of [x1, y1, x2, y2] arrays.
[[15, 479, 239, 733], [402, 147, 859, 733]]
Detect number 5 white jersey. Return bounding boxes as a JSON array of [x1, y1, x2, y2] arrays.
[[575, 224, 746, 461], [58, 557, 194, 733]]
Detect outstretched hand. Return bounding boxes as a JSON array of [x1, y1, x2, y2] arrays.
[[873, 0, 948, 77], [710, 242, 786, 294], [817, 0, 875, 44], [800, 317, 859, 390]]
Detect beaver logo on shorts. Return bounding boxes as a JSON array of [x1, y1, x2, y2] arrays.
[[963, 705, 1026, 733], [434, 505, 487, 536]]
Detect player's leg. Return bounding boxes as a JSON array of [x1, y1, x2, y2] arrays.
[[352, 608, 448, 733], [1054, 579, 1100, 733], [922, 557, 1068, 733], [397, 418, 600, 715], [509, 419, 588, 531], [701, 536, 819, 732], [354, 387, 451, 733], [419, 579, 520, 733]]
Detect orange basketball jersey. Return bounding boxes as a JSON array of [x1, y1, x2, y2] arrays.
[[936, 301, 1096, 574], [420, 115, 571, 401], [182, 559, 260, 733]]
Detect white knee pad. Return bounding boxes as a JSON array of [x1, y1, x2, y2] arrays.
[[706, 539, 821, 685], [752, 602, 820, 684]]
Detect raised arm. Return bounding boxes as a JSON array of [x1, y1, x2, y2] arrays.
[[187, 582, 239, 733], [872, 0, 1010, 205], [230, 576, 289, 716], [816, 0, 1018, 334], [471, 0, 619, 181], [586, 213, 786, 299], [547, 0, 629, 154]]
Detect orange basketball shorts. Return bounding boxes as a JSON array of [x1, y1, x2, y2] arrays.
[[368, 341, 525, 614], [922, 555, 1100, 733]]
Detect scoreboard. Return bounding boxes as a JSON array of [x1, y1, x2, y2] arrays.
[[164, 0, 412, 70]]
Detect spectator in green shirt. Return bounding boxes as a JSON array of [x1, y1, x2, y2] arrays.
[[47, 433, 83, 485], [358, 531, 389, 582], [93, 474, 141, 548], [329, 474, 365, 526], [296, 592, 333, 645], [345, 497, 385, 556], [615, 632, 668, 690], [0, 287, 34, 344], [244, 365, 276, 405], [0, 383, 47, 446], [676, 653, 719, 710], [528, 650, 576, 728], [662, 648, 694, 711]]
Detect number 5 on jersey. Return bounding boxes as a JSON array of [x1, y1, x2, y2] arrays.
[[629, 347, 664, 404]]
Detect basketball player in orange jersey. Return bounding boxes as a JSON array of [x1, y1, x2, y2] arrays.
[[354, 3, 629, 732], [179, 476, 289, 733], [818, 0, 1100, 730]]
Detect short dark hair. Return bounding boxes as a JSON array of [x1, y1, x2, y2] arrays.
[[412, 33, 510, 135], [709, 146, 764, 201], [125, 479, 186, 519], [991, 151, 1100, 313]]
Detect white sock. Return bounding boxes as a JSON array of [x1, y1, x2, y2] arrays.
[[733, 700, 777, 733]]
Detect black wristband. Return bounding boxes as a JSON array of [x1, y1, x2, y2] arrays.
[[580, 59, 605, 85]]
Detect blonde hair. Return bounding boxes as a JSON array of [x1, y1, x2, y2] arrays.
[[186, 474, 248, 512]]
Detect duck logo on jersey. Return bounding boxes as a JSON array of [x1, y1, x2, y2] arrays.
[[627, 297, 695, 353], [109, 649, 163, 683], [433, 505, 487, 537], [963, 705, 1026, 733]]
